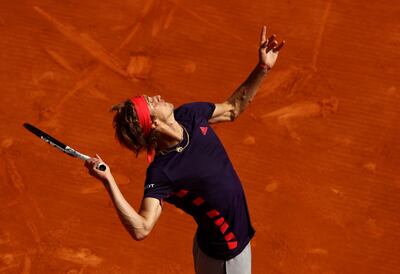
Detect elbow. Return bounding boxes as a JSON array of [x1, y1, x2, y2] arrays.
[[132, 227, 151, 241], [133, 233, 147, 241], [121, 218, 151, 241]]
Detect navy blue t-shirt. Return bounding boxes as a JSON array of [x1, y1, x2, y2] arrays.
[[143, 102, 255, 260]]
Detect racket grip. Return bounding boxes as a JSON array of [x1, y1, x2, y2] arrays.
[[76, 152, 106, 171], [97, 163, 107, 171]]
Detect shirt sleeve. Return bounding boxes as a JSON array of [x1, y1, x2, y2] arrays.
[[143, 166, 173, 202], [175, 102, 216, 121]]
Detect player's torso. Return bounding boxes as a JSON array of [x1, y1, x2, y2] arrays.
[[158, 119, 243, 217]]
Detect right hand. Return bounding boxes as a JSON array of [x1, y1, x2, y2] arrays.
[[85, 154, 112, 182]]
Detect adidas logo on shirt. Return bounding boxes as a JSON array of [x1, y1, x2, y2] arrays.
[[200, 126, 208, 136]]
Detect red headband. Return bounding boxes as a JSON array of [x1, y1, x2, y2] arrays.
[[130, 96, 155, 163], [131, 96, 151, 137]]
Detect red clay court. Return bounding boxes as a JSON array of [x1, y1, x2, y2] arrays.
[[0, 0, 399, 273]]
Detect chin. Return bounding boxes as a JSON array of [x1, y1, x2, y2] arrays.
[[168, 104, 175, 118]]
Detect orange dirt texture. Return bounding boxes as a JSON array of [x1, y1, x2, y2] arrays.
[[1, 0, 399, 273]]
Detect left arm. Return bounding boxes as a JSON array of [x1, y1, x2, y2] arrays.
[[209, 26, 285, 124]]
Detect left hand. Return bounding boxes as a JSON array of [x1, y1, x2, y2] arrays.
[[259, 26, 285, 70]]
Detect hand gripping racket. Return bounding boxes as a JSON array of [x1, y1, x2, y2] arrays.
[[23, 123, 106, 171]]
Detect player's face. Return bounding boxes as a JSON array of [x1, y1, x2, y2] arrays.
[[144, 95, 174, 122]]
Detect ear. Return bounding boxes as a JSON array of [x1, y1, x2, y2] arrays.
[[151, 118, 158, 130]]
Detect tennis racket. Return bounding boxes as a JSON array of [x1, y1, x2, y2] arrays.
[[23, 123, 106, 171]]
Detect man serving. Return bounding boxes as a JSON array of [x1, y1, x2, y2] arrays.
[[85, 26, 284, 274]]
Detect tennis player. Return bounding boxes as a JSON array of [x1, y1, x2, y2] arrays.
[[85, 26, 284, 274]]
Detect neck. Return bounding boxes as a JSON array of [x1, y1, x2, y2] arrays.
[[156, 119, 183, 151]]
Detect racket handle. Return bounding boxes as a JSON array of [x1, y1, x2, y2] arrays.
[[97, 163, 107, 171], [76, 152, 106, 171]]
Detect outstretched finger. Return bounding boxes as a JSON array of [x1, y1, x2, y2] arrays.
[[260, 26, 267, 45], [95, 154, 104, 162]]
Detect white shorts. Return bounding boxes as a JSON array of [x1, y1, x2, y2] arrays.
[[193, 236, 252, 274]]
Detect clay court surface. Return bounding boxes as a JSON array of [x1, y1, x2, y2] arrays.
[[1, 0, 399, 273]]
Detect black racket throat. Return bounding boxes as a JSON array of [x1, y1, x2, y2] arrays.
[[23, 123, 107, 171]]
